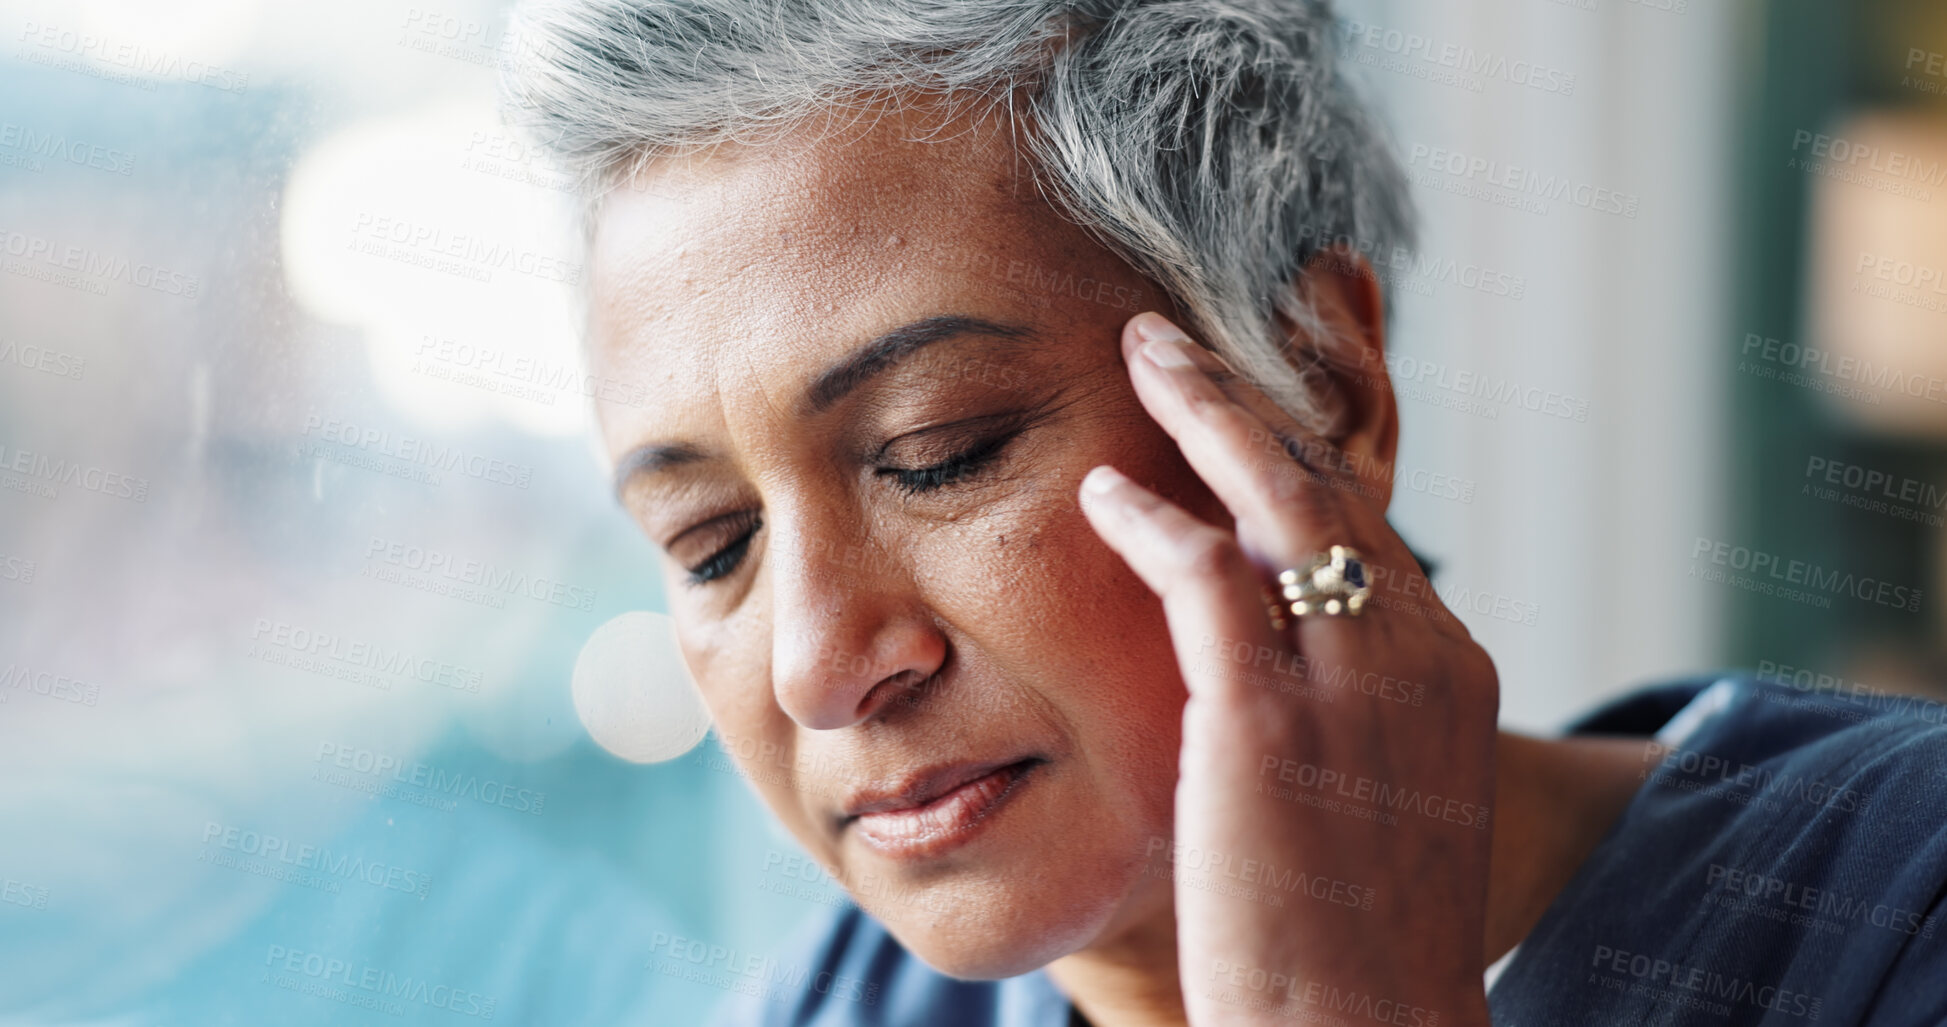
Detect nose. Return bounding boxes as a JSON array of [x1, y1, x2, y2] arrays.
[[766, 516, 946, 731]]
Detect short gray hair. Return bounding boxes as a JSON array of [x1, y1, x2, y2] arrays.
[[501, 0, 1413, 431]]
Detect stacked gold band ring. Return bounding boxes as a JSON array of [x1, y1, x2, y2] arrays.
[[1263, 545, 1372, 629]]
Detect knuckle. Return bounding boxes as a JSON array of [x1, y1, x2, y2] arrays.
[[1266, 482, 1350, 545], [1263, 453, 1343, 507], [1179, 526, 1245, 582], [1179, 386, 1228, 422]]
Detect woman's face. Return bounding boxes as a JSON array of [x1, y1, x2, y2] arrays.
[[588, 104, 1232, 977]]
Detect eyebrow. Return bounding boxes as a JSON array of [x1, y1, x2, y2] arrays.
[[611, 314, 1038, 500], [611, 441, 710, 502], [802, 314, 1034, 415]]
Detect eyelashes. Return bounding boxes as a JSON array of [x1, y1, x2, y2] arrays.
[[874, 431, 1014, 496], [684, 514, 762, 585], [679, 429, 1021, 586]]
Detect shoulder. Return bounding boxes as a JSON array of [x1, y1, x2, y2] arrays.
[[1559, 670, 1947, 818], [706, 903, 1070, 1027], [1593, 671, 1947, 826], [1493, 671, 1947, 1025]]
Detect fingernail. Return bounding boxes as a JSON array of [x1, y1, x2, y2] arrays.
[[1082, 465, 1126, 495], [1141, 337, 1197, 370], [1131, 312, 1189, 346]]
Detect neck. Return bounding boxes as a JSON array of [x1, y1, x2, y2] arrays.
[[1482, 731, 1655, 963], [1044, 730, 1654, 1027], [1044, 887, 1188, 1027]]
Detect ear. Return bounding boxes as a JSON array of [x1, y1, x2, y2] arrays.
[[1272, 250, 1400, 515]]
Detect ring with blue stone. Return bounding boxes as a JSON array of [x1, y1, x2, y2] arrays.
[[1264, 545, 1371, 627]]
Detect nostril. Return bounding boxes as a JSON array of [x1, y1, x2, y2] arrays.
[[862, 668, 938, 719]]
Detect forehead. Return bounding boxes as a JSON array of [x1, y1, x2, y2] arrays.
[[585, 105, 1114, 448]]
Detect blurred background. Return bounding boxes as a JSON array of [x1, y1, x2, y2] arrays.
[[0, 0, 1943, 1022]]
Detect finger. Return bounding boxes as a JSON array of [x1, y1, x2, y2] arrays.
[[1134, 323, 1351, 476], [1078, 465, 1283, 702], [1119, 313, 1368, 568], [1119, 314, 1465, 638], [1125, 313, 1366, 493]]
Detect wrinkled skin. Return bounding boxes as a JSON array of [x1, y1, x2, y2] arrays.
[[588, 98, 1499, 1026]]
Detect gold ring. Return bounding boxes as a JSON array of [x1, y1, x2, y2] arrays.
[[1264, 545, 1371, 627]]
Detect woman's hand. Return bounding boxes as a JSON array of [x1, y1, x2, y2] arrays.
[[1079, 312, 1500, 1027]]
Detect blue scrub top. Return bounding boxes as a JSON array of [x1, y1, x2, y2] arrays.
[[707, 673, 1947, 1026]]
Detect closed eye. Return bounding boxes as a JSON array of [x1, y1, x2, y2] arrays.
[[683, 513, 762, 586], [676, 410, 1042, 586], [875, 431, 1015, 495]]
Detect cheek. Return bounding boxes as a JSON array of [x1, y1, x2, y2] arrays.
[[933, 472, 1190, 791], [674, 607, 821, 838], [942, 402, 1216, 689], [964, 414, 1210, 809]]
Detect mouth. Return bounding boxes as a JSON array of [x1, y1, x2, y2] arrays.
[[841, 756, 1044, 859]]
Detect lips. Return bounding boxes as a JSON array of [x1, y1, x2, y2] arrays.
[[841, 757, 1042, 859]]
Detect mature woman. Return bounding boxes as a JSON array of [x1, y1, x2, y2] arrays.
[[503, 1, 1947, 1024]]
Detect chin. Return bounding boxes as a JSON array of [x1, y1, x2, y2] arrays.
[[855, 843, 1150, 980], [872, 892, 1122, 980]]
